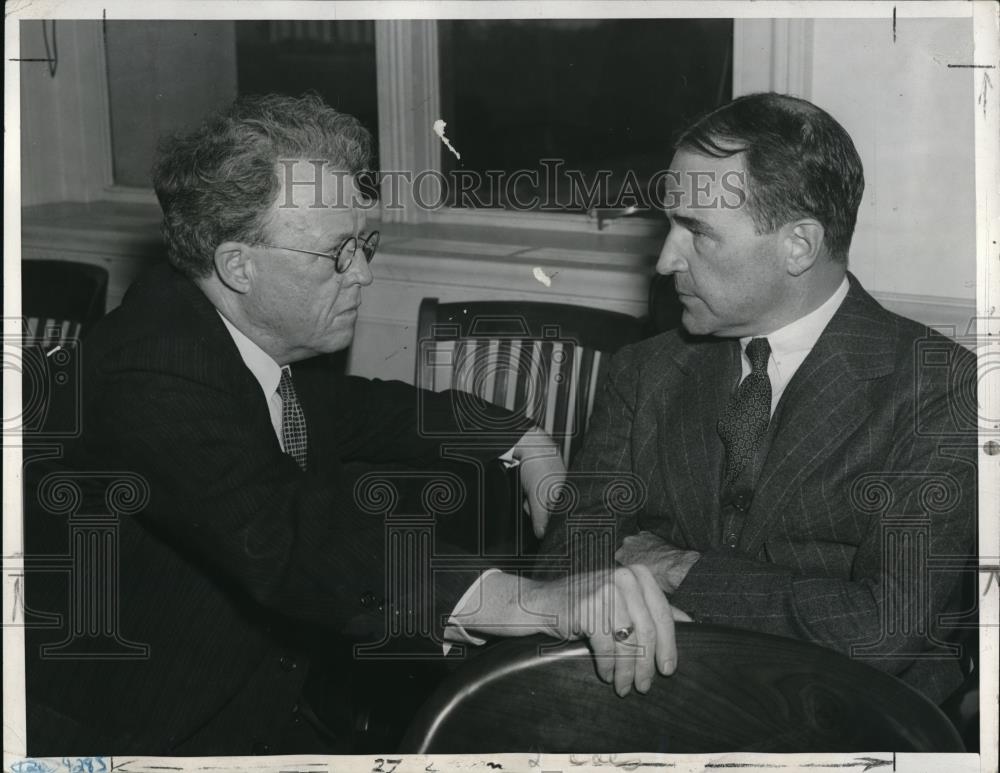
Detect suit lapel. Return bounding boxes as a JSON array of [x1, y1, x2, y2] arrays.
[[739, 275, 897, 556], [654, 336, 736, 549]]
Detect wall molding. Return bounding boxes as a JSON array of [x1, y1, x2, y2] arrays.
[[375, 20, 441, 224], [869, 291, 979, 338], [733, 18, 814, 98], [21, 202, 978, 381]]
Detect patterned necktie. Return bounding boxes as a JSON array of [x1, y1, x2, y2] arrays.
[[717, 337, 772, 488], [277, 368, 308, 471]]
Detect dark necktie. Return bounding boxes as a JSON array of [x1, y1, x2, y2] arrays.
[[717, 337, 772, 488], [277, 368, 308, 471]]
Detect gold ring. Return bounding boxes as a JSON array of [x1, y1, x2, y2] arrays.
[[613, 625, 634, 642]]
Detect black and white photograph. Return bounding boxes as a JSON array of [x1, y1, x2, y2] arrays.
[[4, 2, 998, 771]]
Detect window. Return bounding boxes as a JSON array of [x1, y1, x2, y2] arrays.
[[104, 20, 379, 189], [235, 21, 378, 159], [105, 21, 238, 188], [435, 19, 733, 216], [98, 18, 734, 228]]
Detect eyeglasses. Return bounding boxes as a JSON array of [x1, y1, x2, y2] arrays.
[[261, 231, 380, 274]]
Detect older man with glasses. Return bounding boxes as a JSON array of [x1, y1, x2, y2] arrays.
[[25, 93, 682, 756]]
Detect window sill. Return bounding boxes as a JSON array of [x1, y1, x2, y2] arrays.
[[21, 200, 664, 276]]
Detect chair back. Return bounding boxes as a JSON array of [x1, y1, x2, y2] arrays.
[[22, 260, 109, 346], [18, 260, 108, 437], [400, 625, 965, 754], [415, 298, 645, 465]]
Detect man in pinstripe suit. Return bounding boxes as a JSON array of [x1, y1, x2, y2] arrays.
[[538, 93, 978, 707]]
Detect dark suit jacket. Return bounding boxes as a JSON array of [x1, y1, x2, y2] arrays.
[[538, 274, 977, 704], [25, 262, 529, 755]]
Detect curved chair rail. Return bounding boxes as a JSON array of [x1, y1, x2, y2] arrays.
[[401, 624, 964, 754]]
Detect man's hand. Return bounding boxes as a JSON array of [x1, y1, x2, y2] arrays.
[[615, 531, 701, 594], [511, 427, 566, 538], [457, 567, 684, 696], [525, 565, 685, 696]]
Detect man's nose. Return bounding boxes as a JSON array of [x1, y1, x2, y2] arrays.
[[656, 229, 688, 275], [344, 250, 374, 287]]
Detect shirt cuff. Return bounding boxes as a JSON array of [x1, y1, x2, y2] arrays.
[[499, 446, 519, 468], [442, 568, 502, 654]]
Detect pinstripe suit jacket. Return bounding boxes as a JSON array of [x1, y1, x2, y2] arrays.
[[26, 262, 527, 755], [538, 274, 977, 704]]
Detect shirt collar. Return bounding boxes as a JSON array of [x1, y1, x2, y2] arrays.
[[740, 276, 850, 365], [218, 312, 284, 399]]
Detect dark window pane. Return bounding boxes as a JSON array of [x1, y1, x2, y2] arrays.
[[105, 21, 378, 188], [106, 21, 238, 188], [438, 19, 733, 214], [235, 21, 379, 162]]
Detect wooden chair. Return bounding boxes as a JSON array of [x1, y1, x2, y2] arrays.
[[21, 259, 109, 346], [18, 260, 108, 437], [415, 298, 646, 466], [400, 625, 965, 754]]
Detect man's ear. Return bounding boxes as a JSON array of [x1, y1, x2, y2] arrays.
[[782, 219, 825, 277], [213, 242, 254, 293]]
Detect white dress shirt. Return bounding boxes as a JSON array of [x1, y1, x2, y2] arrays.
[[738, 277, 850, 415], [219, 313, 288, 449]]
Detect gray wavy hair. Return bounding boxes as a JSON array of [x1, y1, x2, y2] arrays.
[[152, 93, 374, 278]]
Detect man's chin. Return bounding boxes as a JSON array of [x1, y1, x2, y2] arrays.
[[315, 328, 355, 355], [679, 311, 713, 337]]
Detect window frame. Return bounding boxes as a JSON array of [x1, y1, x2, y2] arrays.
[[77, 18, 815, 237]]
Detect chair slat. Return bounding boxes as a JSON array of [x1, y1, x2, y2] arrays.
[[480, 339, 499, 402], [413, 298, 645, 466], [585, 350, 603, 424], [41, 318, 57, 349], [494, 339, 512, 408], [562, 348, 582, 463], [432, 340, 455, 393], [539, 342, 557, 435], [454, 339, 472, 395]]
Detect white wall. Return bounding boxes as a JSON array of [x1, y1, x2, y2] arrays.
[[738, 17, 977, 301], [19, 21, 111, 205], [813, 18, 977, 301]]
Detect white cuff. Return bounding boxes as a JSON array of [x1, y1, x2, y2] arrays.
[[442, 568, 502, 654], [499, 446, 519, 469]]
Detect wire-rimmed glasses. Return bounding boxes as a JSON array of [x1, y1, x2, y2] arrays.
[[262, 231, 380, 274]]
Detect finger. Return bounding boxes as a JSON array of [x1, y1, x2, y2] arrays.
[[534, 460, 564, 538], [581, 577, 615, 684], [531, 498, 550, 539], [520, 472, 548, 539], [631, 563, 678, 676], [616, 567, 657, 694], [608, 581, 636, 697], [671, 605, 693, 623], [531, 463, 563, 539]]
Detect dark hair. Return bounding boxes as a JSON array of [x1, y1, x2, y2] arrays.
[[675, 92, 864, 262], [152, 93, 374, 278]]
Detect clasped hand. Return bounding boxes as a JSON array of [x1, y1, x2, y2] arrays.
[[523, 565, 686, 696], [487, 431, 688, 696]]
